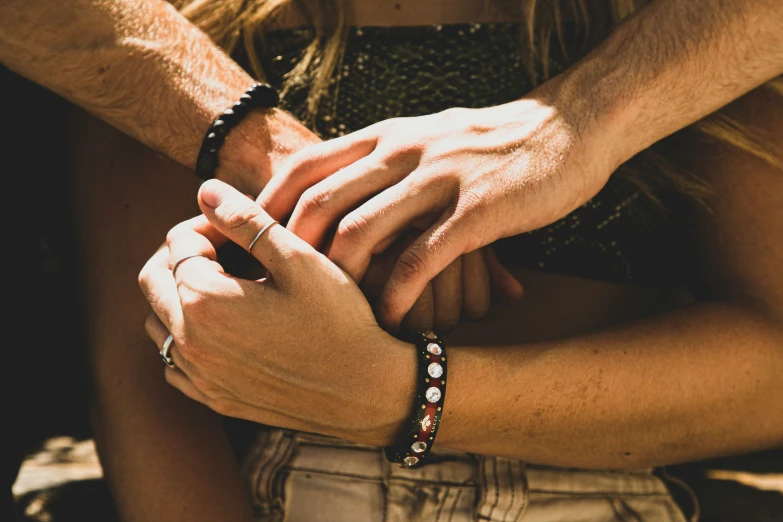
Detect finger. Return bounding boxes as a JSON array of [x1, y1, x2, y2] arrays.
[[461, 249, 491, 321], [484, 247, 524, 303], [199, 179, 312, 279], [399, 283, 434, 334], [144, 312, 171, 353], [144, 313, 200, 381], [146, 315, 240, 409], [328, 177, 453, 282], [167, 215, 228, 284], [376, 213, 465, 331], [139, 245, 183, 332], [257, 130, 378, 220], [287, 156, 405, 250], [164, 367, 212, 406], [432, 256, 462, 331]]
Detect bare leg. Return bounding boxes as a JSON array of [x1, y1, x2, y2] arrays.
[[68, 109, 255, 521]]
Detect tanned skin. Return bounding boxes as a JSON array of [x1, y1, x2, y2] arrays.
[[0, 0, 780, 182], [1, 0, 780, 520], [0, 0, 319, 195], [559, 0, 783, 164]]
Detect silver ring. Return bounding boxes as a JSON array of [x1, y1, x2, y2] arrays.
[[172, 254, 208, 277], [160, 334, 176, 368], [248, 220, 279, 252]]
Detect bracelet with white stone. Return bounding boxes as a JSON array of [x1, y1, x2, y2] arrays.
[[383, 331, 447, 468]]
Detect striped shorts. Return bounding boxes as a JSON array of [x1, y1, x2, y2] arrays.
[[241, 429, 690, 522]]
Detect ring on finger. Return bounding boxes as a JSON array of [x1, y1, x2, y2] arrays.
[[160, 334, 176, 368], [172, 254, 209, 278], [248, 221, 279, 252]]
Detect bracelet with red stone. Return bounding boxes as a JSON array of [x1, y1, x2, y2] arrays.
[[384, 331, 447, 468]]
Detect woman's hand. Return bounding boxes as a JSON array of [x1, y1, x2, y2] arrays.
[[361, 233, 520, 333], [258, 92, 618, 330], [138, 180, 414, 445]]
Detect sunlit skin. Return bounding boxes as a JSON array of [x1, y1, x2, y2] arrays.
[[142, 90, 783, 465], [3, 0, 782, 520]]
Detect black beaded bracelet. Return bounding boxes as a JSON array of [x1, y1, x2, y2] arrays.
[[384, 331, 447, 468], [195, 83, 279, 182]]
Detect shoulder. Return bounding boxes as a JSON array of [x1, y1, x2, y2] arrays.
[[681, 79, 782, 196], [683, 79, 783, 312]]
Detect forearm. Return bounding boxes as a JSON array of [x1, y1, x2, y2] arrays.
[[0, 0, 316, 189], [92, 359, 256, 522], [407, 301, 783, 469], [557, 0, 783, 165], [65, 108, 257, 520]]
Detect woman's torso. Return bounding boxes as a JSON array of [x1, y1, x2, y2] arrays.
[[258, 18, 695, 339], [235, 5, 695, 521]]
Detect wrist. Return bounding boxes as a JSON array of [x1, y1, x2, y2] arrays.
[[539, 57, 643, 173], [216, 108, 320, 196], [350, 334, 417, 446]]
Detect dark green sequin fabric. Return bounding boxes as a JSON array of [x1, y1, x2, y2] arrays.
[[260, 24, 683, 285]]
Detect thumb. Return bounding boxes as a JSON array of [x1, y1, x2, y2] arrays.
[[199, 179, 304, 277]]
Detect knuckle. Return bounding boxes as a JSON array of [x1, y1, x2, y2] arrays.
[[440, 107, 469, 120], [275, 245, 303, 269], [382, 146, 421, 167], [371, 117, 399, 133], [395, 248, 429, 282], [138, 262, 152, 290], [283, 143, 334, 182], [299, 186, 333, 216], [210, 398, 238, 417], [138, 249, 167, 291], [165, 223, 187, 246], [222, 204, 259, 234], [282, 147, 316, 177], [288, 148, 311, 170], [206, 398, 226, 415], [335, 213, 370, 247], [458, 187, 485, 214]]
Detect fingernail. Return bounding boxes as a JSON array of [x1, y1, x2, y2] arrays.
[[199, 180, 225, 209]]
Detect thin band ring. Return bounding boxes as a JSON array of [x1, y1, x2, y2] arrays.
[[172, 254, 208, 277], [160, 334, 176, 368], [248, 220, 279, 252]]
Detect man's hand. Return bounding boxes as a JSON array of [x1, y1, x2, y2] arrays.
[[259, 96, 607, 331], [255, 0, 783, 330]]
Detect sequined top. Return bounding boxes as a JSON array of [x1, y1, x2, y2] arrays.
[[257, 23, 685, 285]]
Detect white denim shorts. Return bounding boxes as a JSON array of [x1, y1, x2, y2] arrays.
[[241, 429, 689, 522]]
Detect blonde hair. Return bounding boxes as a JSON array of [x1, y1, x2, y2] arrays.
[[173, 0, 782, 206]]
